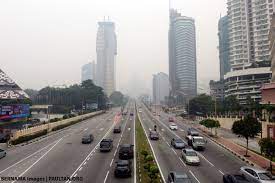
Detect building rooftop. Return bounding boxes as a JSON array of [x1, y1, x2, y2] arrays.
[[0, 69, 29, 100]]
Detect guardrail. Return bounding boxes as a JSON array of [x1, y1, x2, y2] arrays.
[[11, 111, 103, 140]]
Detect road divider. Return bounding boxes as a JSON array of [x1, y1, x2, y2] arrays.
[[135, 105, 164, 183]]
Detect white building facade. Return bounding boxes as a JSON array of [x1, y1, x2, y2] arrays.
[[96, 21, 117, 96]]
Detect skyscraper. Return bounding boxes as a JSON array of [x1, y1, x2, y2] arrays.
[[218, 16, 230, 79], [227, 0, 274, 70], [152, 72, 170, 105], [169, 9, 197, 101], [96, 21, 117, 96], [81, 61, 96, 82]]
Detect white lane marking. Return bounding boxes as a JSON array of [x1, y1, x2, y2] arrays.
[[161, 129, 165, 131], [198, 153, 214, 167], [149, 128, 152, 131], [103, 170, 110, 183], [128, 128, 131, 131], [0, 140, 60, 174], [138, 112, 166, 183], [166, 141, 170, 147], [78, 167, 83, 172], [110, 159, 114, 167], [65, 122, 116, 183], [189, 170, 201, 183], [83, 162, 87, 165], [114, 149, 117, 157], [11, 138, 63, 183], [73, 173, 77, 177], [180, 129, 184, 132], [143, 104, 217, 168], [83, 128, 88, 131], [219, 170, 224, 175], [179, 157, 186, 167], [171, 149, 177, 155]]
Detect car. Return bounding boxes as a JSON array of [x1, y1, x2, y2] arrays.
[[189, 136, 207, 150], [130, 112, 134, 116], [119, 144, 134, 160], [167, 171, 192, 183], [149, 131, 159, 140], [187, 128, 199, 136], [0, 149, 6, 159], [240, 166, 275, 183], [169, 117, 174, 122], [171, 138, 185, 149], [81, 134, 94, 144], [223, 174, 251, 183], [182, 148, 200, 165], [99, 139, 113, 152], [114, 160, 132, 177], [169, 123, 178, 130], [113, 125, 122, 133]]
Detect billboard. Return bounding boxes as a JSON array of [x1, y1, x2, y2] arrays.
[[0, 104, 30, 121]]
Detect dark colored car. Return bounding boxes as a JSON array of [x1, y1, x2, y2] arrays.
[[223, 174, 251, 183], [119, 144, 134, 160], [113, 126, 122, 133], [169, 117, 174, 122], [114, 160, 132, 177], [0, 149, 6, 159], [82, 134, 94, 144], [167, 171, 192, 183], [171, 138, 185, 149], [130, 112, 134, 116], [149, 131, 159, 140], [99, 139, 113, 152]]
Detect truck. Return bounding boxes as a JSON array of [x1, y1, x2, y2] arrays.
[[188, 136, 207, 151], [186, 128, 206, 150]]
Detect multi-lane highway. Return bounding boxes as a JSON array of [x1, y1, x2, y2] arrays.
[[0, 100, 251, 183], [0, 101, 136, 183], [137, 102, 247, 183]]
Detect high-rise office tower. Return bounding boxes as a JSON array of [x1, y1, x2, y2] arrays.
[[152, 72, 170, 105], [227, 0, 274, 70], [169, 9, 197, 101], [81, 61, 96, 82], [96, 21, 117, 96], [218, 15, 230, 79]]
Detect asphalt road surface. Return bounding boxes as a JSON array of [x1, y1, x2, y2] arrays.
[[137, 102, 247, 183]]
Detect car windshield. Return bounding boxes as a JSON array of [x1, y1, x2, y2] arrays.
[[258, 172, 274, 180], [83, 135, 90, 138], [186, 151, 197, 156], [193, 138, 204, 143], [100, 141, 110, 146], [175, 139, 183, 143]]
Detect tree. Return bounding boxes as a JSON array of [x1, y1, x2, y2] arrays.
[[259, 138, 275, 172], [232, 116, 262, 157], [189, 94, 214, 116], [110, 91, 124, 106], [200, 119, 220, 136]]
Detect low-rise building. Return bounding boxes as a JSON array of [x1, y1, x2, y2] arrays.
[[224, 67, 271, 105]]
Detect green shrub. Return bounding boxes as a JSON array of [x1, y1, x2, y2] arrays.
[[141, 150, 148, 159], [145, 155, 154, 162], [11, 130, 48, 145], [143, 163, 151, 170]]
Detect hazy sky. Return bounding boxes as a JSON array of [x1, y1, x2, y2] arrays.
[[0, 0, 227, 97]]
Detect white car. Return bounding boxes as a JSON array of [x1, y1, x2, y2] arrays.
[[240, 166, 275, 183], [169, 123, 178, 130], [182, 148, 200, 165]]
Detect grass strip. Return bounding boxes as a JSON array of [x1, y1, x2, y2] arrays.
[[136, 111, 162, 183]]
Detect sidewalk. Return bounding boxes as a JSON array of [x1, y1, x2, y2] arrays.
[[183, 118, 275, 170]]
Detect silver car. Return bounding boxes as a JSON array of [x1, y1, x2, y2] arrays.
[[0, 149, 6, 159], [240, 166, 275, 183], [182, 148, 200, 165]]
